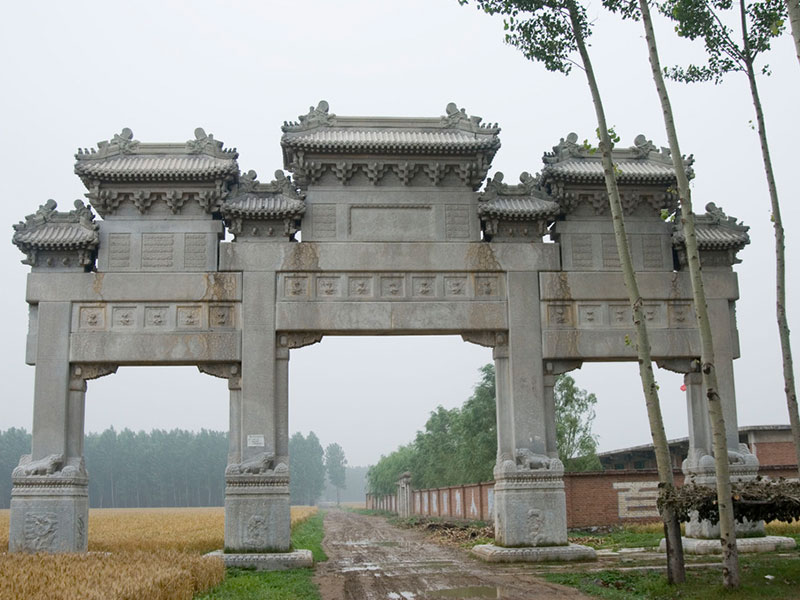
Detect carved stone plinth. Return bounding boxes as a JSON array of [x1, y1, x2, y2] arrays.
[[224, 473, 291, 552], [472, 543, 596, 563], [493, 459, 567, 548], [9, 475, 89, 552], [206, 549, 313, 570]]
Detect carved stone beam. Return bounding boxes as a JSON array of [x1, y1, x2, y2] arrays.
[[197, 363, 242, 390], [655, 358, 701, 374], [69, 363, 118, 392]]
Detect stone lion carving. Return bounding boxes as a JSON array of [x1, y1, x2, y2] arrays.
[[13, 454, 64, 477], [515, 448, 552, 470], [225, 452, 275, 475]]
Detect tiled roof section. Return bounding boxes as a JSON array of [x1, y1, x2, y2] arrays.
[[544, 159, 676, 184], [283, 128, 500, 154], [222, 170, 306, 219], [75, 155, 238, 182], [223, 195, 306, 219], [673, 203, 750, 251], [478, 197, 560, 220], [12, 200, 99, 251], [281, 101, 500, 156], [541, 133, 693, 185], [478, 172, 560, 220], [74, 127, 239, 184]]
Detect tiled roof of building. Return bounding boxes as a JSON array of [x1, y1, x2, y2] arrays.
[[222, 171, 306, 219], [75, 155, 238, 182], [281, 101, 501, 156], [74, 128, 239, 184], [478, 196, 561, 220], [541, 133, 692, 186], [12, 200, 99, 252], [478, 172, 561, 220], [673, 203, 750, 251]]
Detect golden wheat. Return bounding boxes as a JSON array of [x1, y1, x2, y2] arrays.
[[0, 506, 318, 600]]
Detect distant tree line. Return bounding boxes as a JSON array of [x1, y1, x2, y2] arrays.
[[366, 365, 601, 495], [0, 427, 351, 509]]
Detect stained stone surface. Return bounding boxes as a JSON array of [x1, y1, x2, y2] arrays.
[[8, 104, 754, 556]]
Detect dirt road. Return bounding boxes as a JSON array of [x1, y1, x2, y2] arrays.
[[313, 510, 589, 600]]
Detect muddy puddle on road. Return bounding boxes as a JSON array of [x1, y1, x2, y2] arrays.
[[315, 510, 589, 600]]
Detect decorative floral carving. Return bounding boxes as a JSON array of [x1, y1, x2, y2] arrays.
[[24, 512, 58, 551]]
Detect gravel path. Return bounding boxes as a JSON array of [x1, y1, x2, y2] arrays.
[[313, 509, 589, 600]]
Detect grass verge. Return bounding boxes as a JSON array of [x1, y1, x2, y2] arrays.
[[196, 510, 327, 600], [545, 553, 800, 599]]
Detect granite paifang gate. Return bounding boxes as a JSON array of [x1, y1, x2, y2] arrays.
[[9, 102, 757, 561]]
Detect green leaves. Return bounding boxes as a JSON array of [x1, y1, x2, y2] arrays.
[[459, 0, 592, 74]]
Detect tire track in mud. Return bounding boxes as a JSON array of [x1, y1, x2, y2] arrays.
[[313, 509, 589, 600]]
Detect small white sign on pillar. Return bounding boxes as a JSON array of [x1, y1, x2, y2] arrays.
[[247, 434, 265, 448]]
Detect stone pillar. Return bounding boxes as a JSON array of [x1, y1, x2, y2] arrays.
[[493, 333, 515, 463], [396, 472, 412, 518], [543, 361, 583, 459], [223, 271, 290, 552], [490, 273, 569, 548], [10, 353, 116, 553]]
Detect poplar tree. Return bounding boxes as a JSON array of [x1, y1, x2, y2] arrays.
[[663, 0, 799, 484], [459, 0, 686, 583], [601, 0, 746, 583], [788, 0, 800, 66]]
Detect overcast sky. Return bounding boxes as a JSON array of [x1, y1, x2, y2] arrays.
[[0, 1, 797, 467]]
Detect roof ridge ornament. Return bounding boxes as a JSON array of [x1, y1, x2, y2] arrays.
[[282, 100, 336, 132], [442, 102, 499, 133], [76, 128, 140, 159], [234, 169, 305, 201], [186, 127, 222, 154]]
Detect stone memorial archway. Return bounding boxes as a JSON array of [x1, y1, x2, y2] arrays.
[[9, 102, 754, 561]]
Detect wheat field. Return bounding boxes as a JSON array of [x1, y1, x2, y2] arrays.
[[0, 506, 318, 600]]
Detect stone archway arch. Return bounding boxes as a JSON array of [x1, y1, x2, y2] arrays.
[[9, 102, 753, 561]]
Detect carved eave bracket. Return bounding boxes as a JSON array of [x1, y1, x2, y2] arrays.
[[198, 363, 242, 390], [277, 332, 323, 352]]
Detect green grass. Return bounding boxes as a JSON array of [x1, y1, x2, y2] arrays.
[[196, 511, 326, 599], [546, 553, 800, 599], [570, 528, 665, 550]]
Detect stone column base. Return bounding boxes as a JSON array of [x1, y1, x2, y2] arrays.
[[9, 476, 89, 553], [472, 543, 596, 562], [493, 461, 567, 547], [659, 536, 796, 555], [224, 473, 291, 552]]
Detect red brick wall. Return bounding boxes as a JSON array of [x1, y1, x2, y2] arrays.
[[368, 465, 795, 527], [751, 442, 797, 467]]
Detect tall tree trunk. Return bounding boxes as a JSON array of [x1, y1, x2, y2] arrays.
[[740, 0, 800, 479], [567, 1, 685, 584], [789, 0, 800, 68], [637, 0, 743, 585]]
